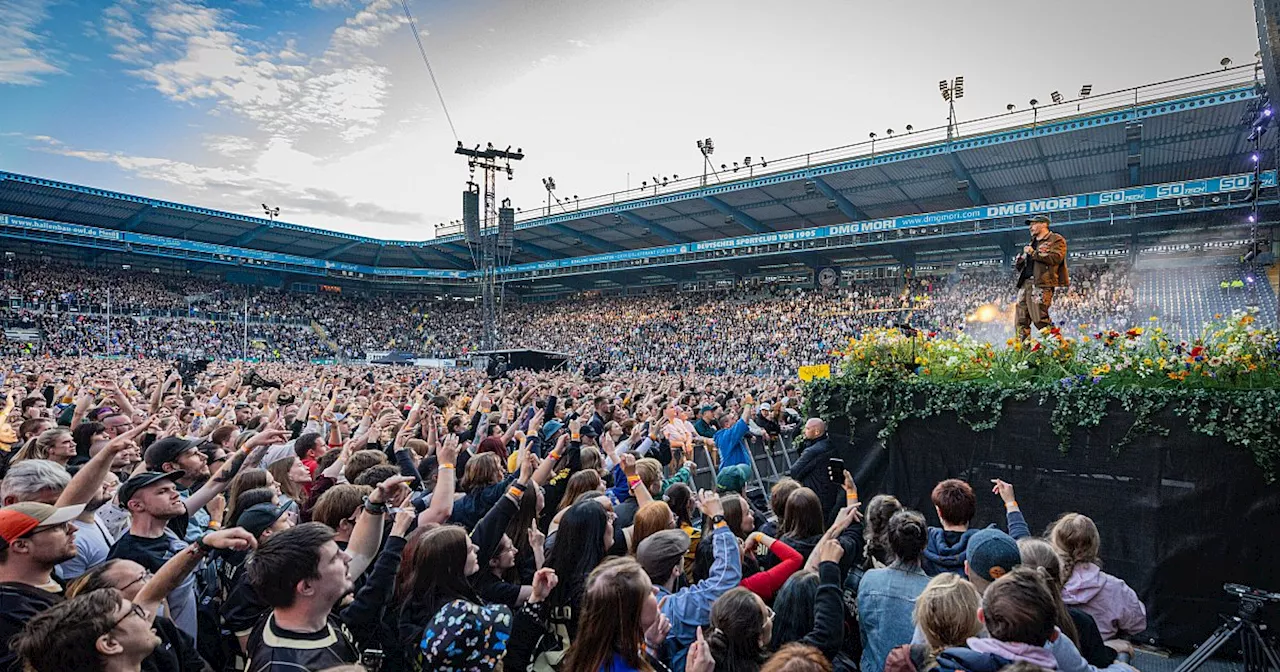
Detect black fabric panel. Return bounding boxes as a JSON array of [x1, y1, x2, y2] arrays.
[[827, 399, 1280, 651]]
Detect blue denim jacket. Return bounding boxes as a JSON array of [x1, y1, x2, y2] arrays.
[[857, 563, 930, 672]]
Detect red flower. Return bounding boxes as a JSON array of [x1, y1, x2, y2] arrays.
[[1190, 346, 1205, 358], [1030, 342, 1043, 352]]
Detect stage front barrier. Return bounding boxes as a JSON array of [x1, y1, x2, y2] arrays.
[[825, 397, 1280, 651]]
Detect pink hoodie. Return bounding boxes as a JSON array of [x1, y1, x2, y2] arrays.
[[967, 637, 1059, 669], [1061, 562, 1147, 639]]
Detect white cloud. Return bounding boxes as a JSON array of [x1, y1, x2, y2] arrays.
[[100, 0, 403, 141], [0, 0, 64, 85], [26, 134, 427, 232]]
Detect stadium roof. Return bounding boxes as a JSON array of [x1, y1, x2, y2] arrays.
[[0, 65, 1271, 288]]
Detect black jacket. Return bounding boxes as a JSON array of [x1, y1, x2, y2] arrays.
[[790, 434, 840, 523]]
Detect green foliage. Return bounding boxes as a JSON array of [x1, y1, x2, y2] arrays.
[[804, 377, 1280, 482]]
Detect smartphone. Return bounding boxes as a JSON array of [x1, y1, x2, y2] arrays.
[[828, 457, 846, 485]]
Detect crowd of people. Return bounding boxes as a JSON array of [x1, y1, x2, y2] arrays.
[[0, 356, 1150, 672], [3, 260, 1145, 374]]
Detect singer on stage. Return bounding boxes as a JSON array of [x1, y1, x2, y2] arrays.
[[1014, 214, 1069, 339]]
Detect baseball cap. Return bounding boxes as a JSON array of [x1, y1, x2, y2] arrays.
[[144, 436, 201, 470], [0, 502, 85, 549], [636, 529, 691, 582], [118, 471, 186, 505], [237, 503, 290, 538], [699, 404, 717, 413], [419, 599, 514, 671], [967, 528, 1021, 582], [1025, 214, 1051, 225]]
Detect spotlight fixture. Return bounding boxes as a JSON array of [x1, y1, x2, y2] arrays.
[[1079, 84, 1093, 97], [804, 180, 817, 195], [1029, 99, 1039, 107], [1050, 91, 1063, 104], [905, 125, 913, 132], [1221, 57, 1233, 69], [869, 132, 877, 139], [1007, 103, 1016, 112], [886, 129, 894, 136], [261, 203, 280, 221]]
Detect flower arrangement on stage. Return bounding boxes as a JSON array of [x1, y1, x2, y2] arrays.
[[810, 310, 1280, 479], [836, 310, 1280, 390]]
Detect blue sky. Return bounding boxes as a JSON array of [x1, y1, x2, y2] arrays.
[[0, 0, 1261, 240]]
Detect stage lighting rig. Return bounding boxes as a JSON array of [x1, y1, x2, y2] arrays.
[[454, 139, 523, 351]]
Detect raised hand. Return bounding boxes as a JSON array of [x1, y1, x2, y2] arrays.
[[530, 567, 558, 603]]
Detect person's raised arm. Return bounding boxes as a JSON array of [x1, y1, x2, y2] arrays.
[[991, 478, 1030, 539], [421, 434, 459, 525], [347, 474, 411, 578], [134, 528, 255, 613], [620, 453, 654, 507], [56, 417, 156, 508]]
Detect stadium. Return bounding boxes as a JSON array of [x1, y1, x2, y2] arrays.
[[1, 1, 1278, 672]]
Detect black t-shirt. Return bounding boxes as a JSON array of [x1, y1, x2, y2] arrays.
[[0, 582, 63, 672], [144, 615, 210, 672], [1018, 237, 1040, 287], [473, 571, 522, 608], [246, 613, 359, 672], [110, 530, 198, 638]]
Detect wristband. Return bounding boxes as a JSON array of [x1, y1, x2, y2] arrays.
[[711, 514, 726, 526], [627, 475, 643, 490], [714, 521, 728, 530], [439, 463, 455, 470], [206, 520, 221, 530], [509, 481, 528, 495], [363, 497, 388, 515], [548, 451, 562, 461], [571, 433, 581, 441], [1005, 500, 1019, 510], [195, 536, 213, 555]]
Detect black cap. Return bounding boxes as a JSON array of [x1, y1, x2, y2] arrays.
[[118, 471, 186, 505], [1025, 214, 1051, 224], [237, 503, 290, 538], [144, 436, 200, 470]]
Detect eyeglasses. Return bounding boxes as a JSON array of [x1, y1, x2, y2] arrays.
[[120, 569, 153, 592], [108, 602, 148, 633], [764, 606, 775, 623]]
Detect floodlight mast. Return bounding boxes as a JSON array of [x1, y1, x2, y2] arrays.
[[455, 141, 523, 351]]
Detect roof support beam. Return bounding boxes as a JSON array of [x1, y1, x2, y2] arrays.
[[617, 211, 691, 244], [546, 223, 624, 252], [373, 245, 384, 266], [228, 225, 272, 246], [321, 240, 363, 260], [409, 247, 468, 270], [120, 205, 155, 232], [811, 177, 867, 222], [514, 239, 557, 260], [945, 153, 988, 206], [703, 196, 768, 234], [1126, 121, 1144, 187]]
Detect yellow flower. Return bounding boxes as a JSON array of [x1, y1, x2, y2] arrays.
[[1149, 316, 1159, 322]]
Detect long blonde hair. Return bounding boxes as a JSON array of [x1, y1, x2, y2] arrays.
[[913, 573, 982, 651], [12, 428, 71, 465], [1047, 512, 1101, 584]]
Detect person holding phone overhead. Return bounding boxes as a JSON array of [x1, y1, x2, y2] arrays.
[[788, 418, 841, 526]]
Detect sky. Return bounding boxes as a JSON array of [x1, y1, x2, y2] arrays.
[[0, 0, 1262, 241]]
